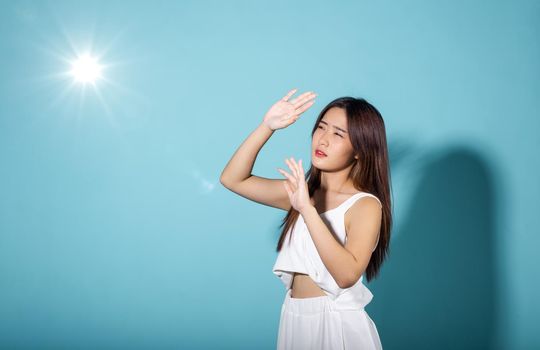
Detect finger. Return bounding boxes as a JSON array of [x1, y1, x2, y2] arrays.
[[277, 168, 296, 184], [278, 168, 299, 192], [286, 177, 298, 192], [285, 158, 299, 181], [288, 157, 301, 179], [295, 100, 315, 116], [292, 92, 317, 109], [289, 91, 314, 105], [290, 92, 313, 106], [293, 157, 302, 179], [299, 159, 305, 178], [283, 181, 293, 198], [282, 88, 298, 102], [293, 157, 302, 178]]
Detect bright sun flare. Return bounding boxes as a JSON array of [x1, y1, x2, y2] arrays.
[[69, 54, 103, 84]]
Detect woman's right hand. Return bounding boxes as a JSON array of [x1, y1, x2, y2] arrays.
[[262, 89, 317, 131]]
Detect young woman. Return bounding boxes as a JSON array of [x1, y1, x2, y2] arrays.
[[220, 89, 392, 349]]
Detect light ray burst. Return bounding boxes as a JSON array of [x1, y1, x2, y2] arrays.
[[25, 16, 150, 130]]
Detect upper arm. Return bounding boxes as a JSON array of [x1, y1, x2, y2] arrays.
[[343, 197, 382, 282], [220, 175, 292, 211]]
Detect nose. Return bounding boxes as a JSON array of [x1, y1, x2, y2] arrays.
[[318, 129, 331, 146]]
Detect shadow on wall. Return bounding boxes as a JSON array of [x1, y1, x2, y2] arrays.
[[368, 145, 498, 350]]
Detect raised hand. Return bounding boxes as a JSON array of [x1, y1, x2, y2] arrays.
[[277, 157, 312, 214], [263, 89, 317, 131]]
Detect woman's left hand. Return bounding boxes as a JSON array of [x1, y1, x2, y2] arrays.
[[277, 157, 313, 214]]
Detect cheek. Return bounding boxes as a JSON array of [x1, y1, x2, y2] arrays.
[[311, 133, 321, 145], [336, 144, 354, 158]]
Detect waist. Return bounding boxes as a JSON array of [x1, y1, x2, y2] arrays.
[[290, 272, 327, 298], [283, 272, 374, 310]]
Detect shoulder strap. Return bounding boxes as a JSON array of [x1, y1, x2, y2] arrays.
[[340, 192, 382, 213], [373, 233, 380, 252]]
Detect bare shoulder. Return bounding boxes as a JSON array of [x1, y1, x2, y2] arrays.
[[344, 196, 382, 231]]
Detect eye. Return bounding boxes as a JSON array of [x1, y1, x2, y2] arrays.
[[317, 125, 324, 129], [334, 133, 343, 138]]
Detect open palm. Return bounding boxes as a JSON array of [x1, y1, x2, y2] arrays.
[[277, 157, 311, 214], [263, 89, 317, 131]]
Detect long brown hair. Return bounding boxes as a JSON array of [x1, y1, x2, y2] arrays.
[[275, 97, 393, 282]]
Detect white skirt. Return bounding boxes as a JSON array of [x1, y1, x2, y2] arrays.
[[277, 289, 383, 350]]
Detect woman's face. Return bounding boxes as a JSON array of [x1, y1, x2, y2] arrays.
[[311, 107, 356, 171]]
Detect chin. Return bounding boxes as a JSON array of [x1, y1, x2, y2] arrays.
[[311, 161, 329, 171]]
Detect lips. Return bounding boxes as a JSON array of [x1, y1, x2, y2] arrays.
[[315, 149, 327, 157]]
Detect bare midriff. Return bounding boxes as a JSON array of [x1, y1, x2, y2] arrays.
[[290, 272, 327, 298]]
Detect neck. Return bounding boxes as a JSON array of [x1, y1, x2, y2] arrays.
[[319, 167, 355, 193]]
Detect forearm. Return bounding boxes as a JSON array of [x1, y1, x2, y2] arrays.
[[220, 122, 274, 185], [300, 206, 359, 288]]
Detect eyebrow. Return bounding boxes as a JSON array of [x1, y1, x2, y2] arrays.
[[320, 120, 348, 133]]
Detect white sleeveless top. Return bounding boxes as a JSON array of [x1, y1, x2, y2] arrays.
[[272, 191, 382, 310]]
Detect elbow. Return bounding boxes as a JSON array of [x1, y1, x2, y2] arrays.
[[337, 271, 363, 289], [337, 279, 355, 289], [220, 173, 251, 189], [219, 175, 231, 188]]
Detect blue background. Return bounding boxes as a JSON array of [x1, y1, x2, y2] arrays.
[[1, 0, 538, 349]]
